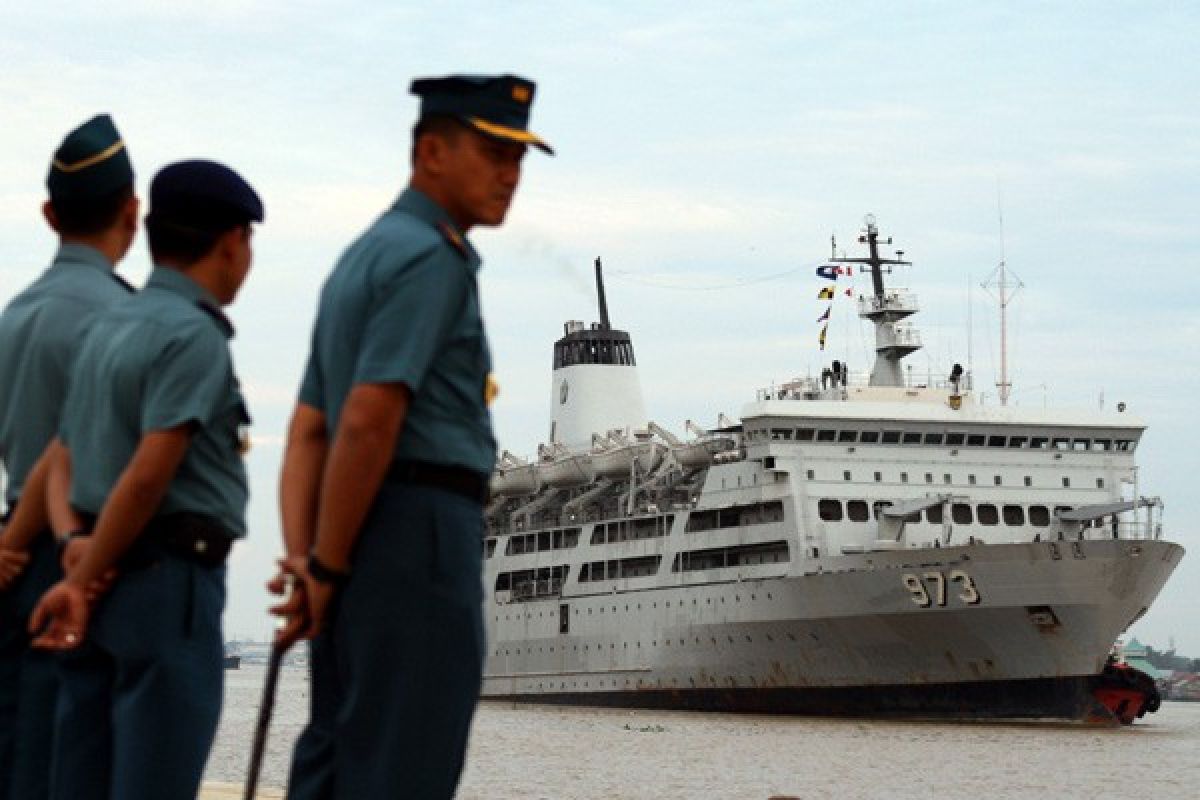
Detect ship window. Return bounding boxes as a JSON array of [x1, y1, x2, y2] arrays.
[[1096, 478, 1105, 489], [1009, 437, 1028, 448], [967, 434, 986, 447], [847, 501, 869, 522], [1029, 506, 1051, 526], [771, 428, 793, 441], [952, 503, 973, 524], [925, 473, 934, 484], [988, 435, 1006, 447], [1073, 439, 1090, 451], [944, 473, 952, 484], [1093, 439, 1111, 451], [1115, 439, 1134, 451], [1053, 437, 1071, 450], [1003, 505, 1025, 526], [1024, 476, 1033, 487], [796, 428, 815, 441], [874, 471, 882, 483], [818, 499, 843, 521], [1062, 477, 1071, 488], [817, 429, 837, 442], [994, 475, 1003, 486], [838, 430, 858, 443], [672, 541, 790, 572], [900, 472, 909, 483], [881, 430, 901, 444], [945, 433, 966, 446], [968, 474, 977, 485], [860, 431, 880, 443], [924, 433, 944, 445], [903, 432, 922, 445], [925, 505, 943, 524], [871, 501, 893, 520], [1030, 436, 1049, 449], [843, 470, 852, 481], [806, 469, 815, 480], [484, 539, 497, 558]]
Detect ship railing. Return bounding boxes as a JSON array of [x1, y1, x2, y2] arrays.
[[858, 291, 918, 316], [755, 371, 972, 401], [876, 324, 922, 349]]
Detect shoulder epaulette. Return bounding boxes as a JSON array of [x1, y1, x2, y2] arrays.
[[194, 299, 235, 338], [437, 220, 469, 260]]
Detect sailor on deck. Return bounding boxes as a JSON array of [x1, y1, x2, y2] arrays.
[[0, 114, 138, 800], [273, 74, 552, 798], [27, 160, 262, 800]]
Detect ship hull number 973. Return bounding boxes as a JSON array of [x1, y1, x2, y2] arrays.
[[902, 570, 981, 608]]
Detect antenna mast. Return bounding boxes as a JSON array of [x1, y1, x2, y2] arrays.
[[594, 257, 611, 330], [981, 197, 1023, 406]]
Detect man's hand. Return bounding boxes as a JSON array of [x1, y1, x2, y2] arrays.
[[301, 569, 337, 641], [0, 539, 30, 590], [267, 555, 310, 651], [60, 537, 117, 601], [29, 581, 91, 650]]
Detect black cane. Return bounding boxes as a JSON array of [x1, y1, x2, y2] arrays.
[[243, 642, 285, 800]]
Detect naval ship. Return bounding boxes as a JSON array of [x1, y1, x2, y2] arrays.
[[481, 216, 1182, 724]]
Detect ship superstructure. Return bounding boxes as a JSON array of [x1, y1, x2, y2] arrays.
[[482, 217, 1182, 723]]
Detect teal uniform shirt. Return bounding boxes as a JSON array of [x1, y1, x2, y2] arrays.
[[299, 187, 497, 475], [0, 244, 133, 507], [60, 267, 250, 538]]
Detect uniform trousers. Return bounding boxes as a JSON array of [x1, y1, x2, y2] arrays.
[[0, 531, 62, 800], [50, 551, 225, 800], [287, 482, 485, 800]]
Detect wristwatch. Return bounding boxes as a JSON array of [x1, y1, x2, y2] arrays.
[[307, 552, 351, 587]]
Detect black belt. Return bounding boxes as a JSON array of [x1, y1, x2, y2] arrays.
[[387, 460, 488, 504], [74, 511, 233, 570]]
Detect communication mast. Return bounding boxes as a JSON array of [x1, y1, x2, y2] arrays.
[[981, 202, 1023, 406]]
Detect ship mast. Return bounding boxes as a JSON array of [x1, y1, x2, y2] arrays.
[[830, 214, 919, 387], [594, 257, 611, 331], [981, 203, 1023, 406]]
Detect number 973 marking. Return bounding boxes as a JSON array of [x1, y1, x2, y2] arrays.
[[902, 570, 981, 608]]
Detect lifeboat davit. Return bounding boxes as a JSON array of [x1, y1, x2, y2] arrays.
[[671, 436, 737, 469]]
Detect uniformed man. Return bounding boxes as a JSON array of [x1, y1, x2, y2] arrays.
[[272, 74, 552, 798], [28, 159, 262, 800], [0, 114, 137, 800]]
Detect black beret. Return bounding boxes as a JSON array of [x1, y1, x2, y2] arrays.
[[46, 114, 134, 200], [147, 160, 264, 232], [410, 74, 553, 155]]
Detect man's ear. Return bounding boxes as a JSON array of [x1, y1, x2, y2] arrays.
[[121, 195, 139, 236], [42, 200, 60, 234]]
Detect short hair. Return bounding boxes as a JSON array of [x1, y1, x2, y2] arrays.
[[411, 113, 467, 163], [145, 217, 245, 266], [50, 184, 134, 237]]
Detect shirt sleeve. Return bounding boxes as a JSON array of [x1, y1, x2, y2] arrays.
[[297, 348, 324, 410], [141, 325, 231, 433], [353, 247, 467, 391]]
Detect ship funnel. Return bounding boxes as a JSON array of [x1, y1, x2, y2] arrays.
[[548, 258, 647, 451]]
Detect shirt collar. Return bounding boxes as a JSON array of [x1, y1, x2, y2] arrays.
[[52, 243, 114, 275], [391, 187, 483, 271], [145, 266, 234, 337]]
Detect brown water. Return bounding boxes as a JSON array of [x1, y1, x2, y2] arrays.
[[206, 665, 1200, 799]]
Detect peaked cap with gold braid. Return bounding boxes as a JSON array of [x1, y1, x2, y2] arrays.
[[46, 114, 134, 200], [410, 74, 554, 155]]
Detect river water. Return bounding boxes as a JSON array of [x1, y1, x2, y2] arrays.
[[206, 665, 1199, 799]]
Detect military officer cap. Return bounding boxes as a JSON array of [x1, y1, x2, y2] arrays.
[[147, 159, 264, 231], [46, 114, 134, 200], [410, 74, 554, 155]]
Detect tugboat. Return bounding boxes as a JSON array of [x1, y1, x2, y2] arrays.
[[481, 219, 1182, 724], [223, 642, 241, 670]]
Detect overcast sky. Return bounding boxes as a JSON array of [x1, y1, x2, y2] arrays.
[[2, 1, 1197, 653]]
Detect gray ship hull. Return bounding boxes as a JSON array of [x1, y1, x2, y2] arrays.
[[482, 539, 1182, 722]]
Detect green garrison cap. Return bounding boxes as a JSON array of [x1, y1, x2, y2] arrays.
[[46, 114, 134, 199], [410, 74, 553, 155]]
